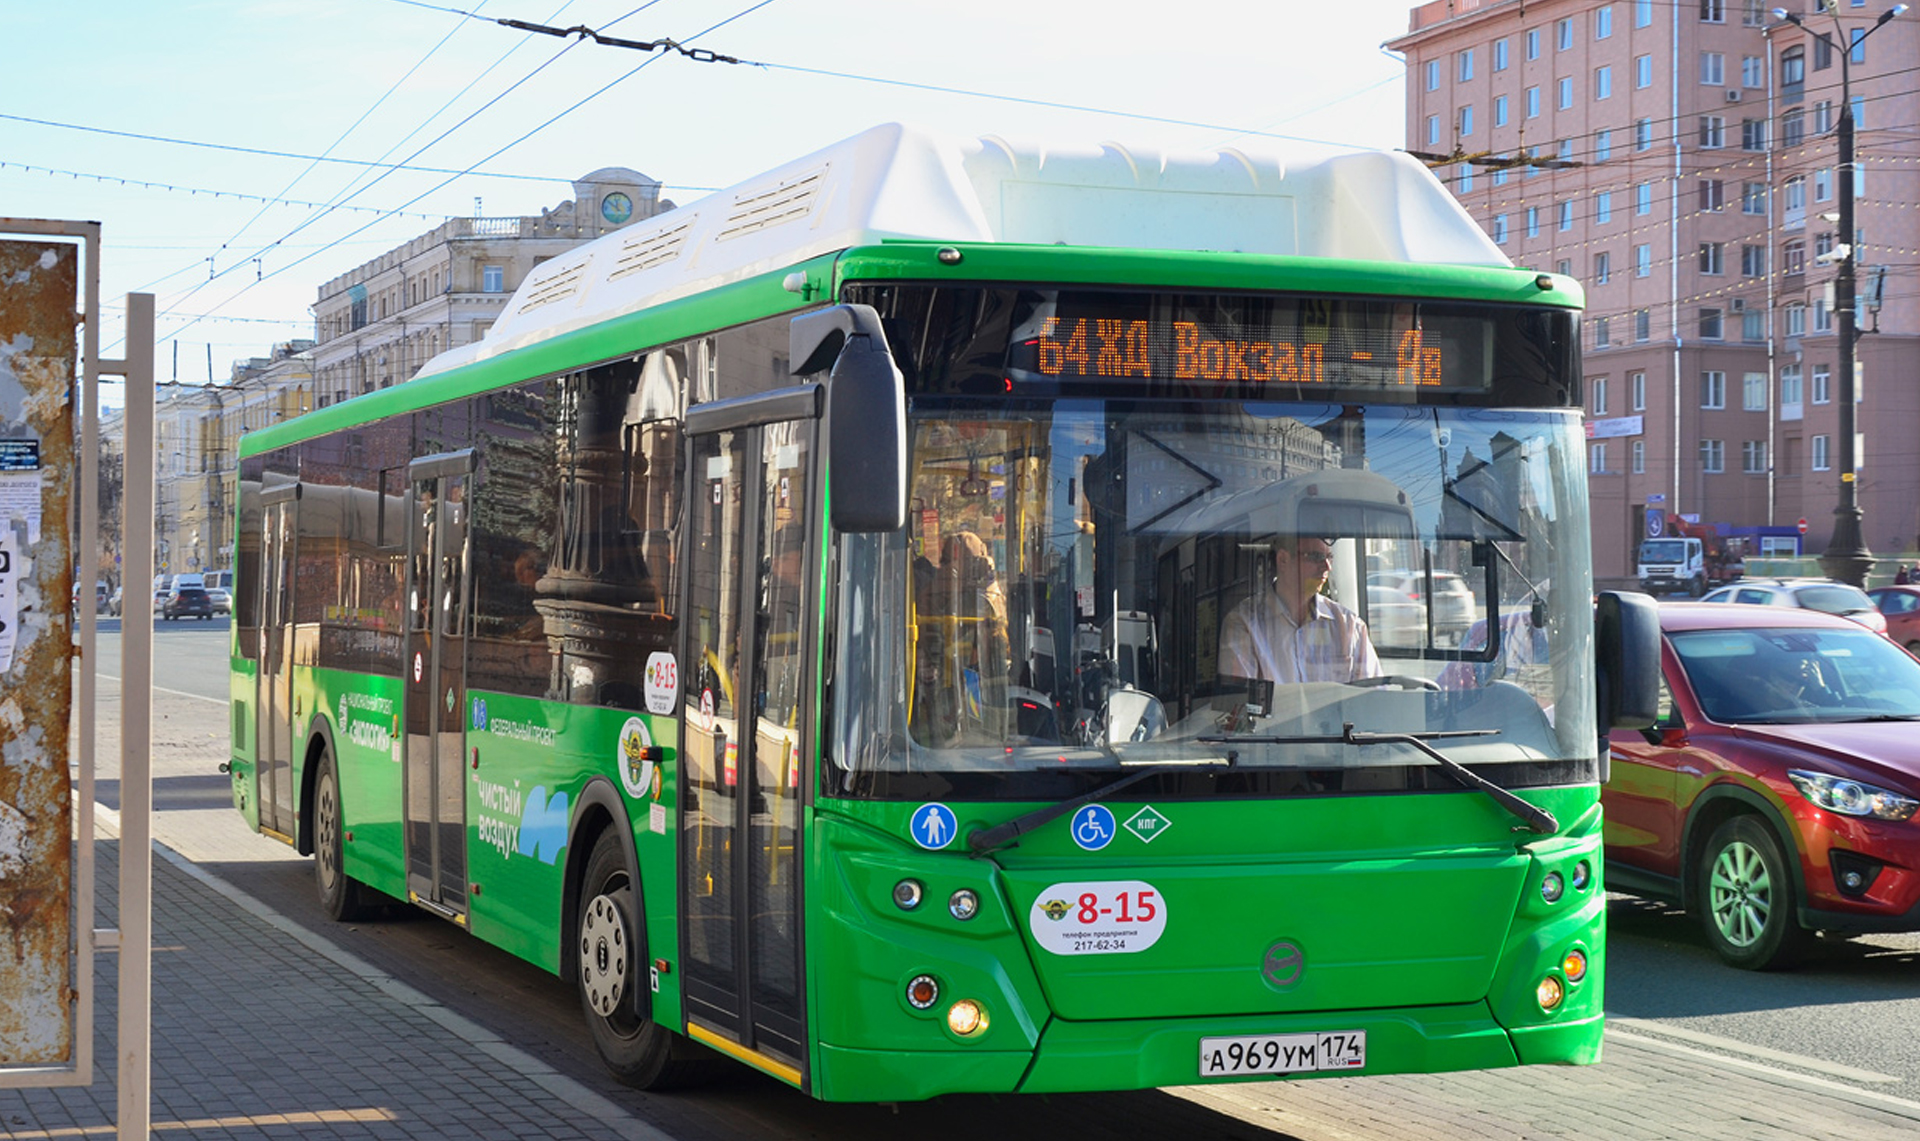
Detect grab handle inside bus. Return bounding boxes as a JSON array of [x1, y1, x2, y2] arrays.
[[791, 303, 907, 533]]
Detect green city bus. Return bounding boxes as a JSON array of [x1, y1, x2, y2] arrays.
[[227, 124, 1657, 1101]]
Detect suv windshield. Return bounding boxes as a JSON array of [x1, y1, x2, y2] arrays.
[[1673, 626, 1920, 723], [828, 285, 1595, 800]]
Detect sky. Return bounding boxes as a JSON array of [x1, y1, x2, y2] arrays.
[[1, 0, 1415, 398]]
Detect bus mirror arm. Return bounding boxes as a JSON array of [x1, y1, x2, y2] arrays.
[[791, 304, 908, 533], [1595, 591, 1661, 781]]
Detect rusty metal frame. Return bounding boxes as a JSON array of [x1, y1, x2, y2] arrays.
[[0, 218, 156, 1141]]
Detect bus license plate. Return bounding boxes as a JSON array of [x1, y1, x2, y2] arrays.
[[1198, 1031, 1365, 1077]]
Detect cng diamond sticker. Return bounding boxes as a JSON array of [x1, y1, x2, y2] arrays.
[[1124, 806, 1171, 843]]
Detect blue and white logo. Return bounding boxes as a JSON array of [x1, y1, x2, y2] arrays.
[[910, 803, 958, 850], [1071, 804, 1116, 851]]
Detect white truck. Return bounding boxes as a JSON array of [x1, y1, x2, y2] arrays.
[[1637, 536, 1709, 596]]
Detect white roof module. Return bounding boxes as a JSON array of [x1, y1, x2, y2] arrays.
[[416, 122, 1507, 379]]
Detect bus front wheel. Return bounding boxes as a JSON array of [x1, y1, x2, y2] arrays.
[[577, 829, 701, 1088]]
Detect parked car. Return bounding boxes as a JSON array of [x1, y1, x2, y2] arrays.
[[1865, 584, 1920, 654], [205, 585, 232, 615], [162, 586, 214, 620], [72, 581, 109, 614], [109, 584, 123, 616], [1698, 578, 1887, 636], [1604, 603, 1920, 970], [1366, 570, 1476, 643]]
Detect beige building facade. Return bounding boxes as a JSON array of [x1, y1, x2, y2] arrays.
[[310, 169, 670, 405], [1391, 0, 1920, 580]]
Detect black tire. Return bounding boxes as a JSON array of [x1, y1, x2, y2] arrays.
[[1689, 575, 1706, 598], [314, 747, 375, 922], [578, 829, 705, 1088], [1694, 815, 1812, 970]]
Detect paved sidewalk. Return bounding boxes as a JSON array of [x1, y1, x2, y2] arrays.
[[0, 838, 671, 1141]]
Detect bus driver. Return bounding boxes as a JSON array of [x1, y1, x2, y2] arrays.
[[1218, 534, 1380, 685]]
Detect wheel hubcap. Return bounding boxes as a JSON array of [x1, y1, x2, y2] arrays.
[[317, 782, 338, 891], [1709, 840, 1772, 948], [579, 893, 629, 1016]]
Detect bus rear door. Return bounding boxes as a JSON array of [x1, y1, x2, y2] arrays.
[[403, 451, 475, 918], [680, 386, 819, 1082]]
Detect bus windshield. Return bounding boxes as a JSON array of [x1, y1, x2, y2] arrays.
[[832, 344, 1594, 798]]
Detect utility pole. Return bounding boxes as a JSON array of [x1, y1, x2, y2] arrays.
[[1776, 3, 1908, 585]]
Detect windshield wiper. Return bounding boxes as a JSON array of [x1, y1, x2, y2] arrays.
[[966, 757, 1233, 855], [1828, 713, 1920, 723], [1197, 722, 1558, 835]]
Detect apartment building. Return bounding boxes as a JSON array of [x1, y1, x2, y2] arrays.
[[1391, 0, 1920, 579], [310, 168, 671, 406]]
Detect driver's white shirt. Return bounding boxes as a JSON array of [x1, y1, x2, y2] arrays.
[[1217, 589, 1380, 684]]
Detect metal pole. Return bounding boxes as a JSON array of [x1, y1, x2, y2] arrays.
[[117, 293, 154, 1141], [1819, 28, 1872, 584]]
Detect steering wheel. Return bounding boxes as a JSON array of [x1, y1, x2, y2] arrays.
[[1348, 674, 1441, 691]]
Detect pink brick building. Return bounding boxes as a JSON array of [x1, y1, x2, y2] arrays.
[[1390, 0, 1920, 581]]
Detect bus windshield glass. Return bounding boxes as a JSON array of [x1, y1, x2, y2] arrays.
[[830, 285, 1594, 798]]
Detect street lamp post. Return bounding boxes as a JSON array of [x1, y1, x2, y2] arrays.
[[1776, 3, 1907, 586]]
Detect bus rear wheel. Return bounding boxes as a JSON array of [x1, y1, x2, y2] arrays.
[[578, 829, 702, 1089], [314, 747, 375, 922]]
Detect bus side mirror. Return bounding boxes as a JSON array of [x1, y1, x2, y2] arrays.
[[791, 303, 907, 533], [1596, 589, 1661, 745]]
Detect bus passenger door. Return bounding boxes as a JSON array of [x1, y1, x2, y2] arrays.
[[255, 483, 299, 841], [402, 453, 475, 917], [680, 389, 818, 1078]]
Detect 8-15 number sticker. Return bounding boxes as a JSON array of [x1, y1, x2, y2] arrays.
[[1028, 880, 1165, 955]]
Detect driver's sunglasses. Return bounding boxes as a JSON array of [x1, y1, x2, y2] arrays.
[[1291, 549, 1333, 567]]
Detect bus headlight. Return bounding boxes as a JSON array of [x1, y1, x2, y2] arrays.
[[893, 879, 924, 910], [906, 975, 939, 1010], [947, 999, 988, 1036], [1540, 872, 1565, 904], [949, 889, 980, 920], [1561, 949, 1588, 984], [1537, 974, 1565, 1010]]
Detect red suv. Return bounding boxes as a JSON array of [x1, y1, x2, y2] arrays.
[[1604, 603, 1920, 969]]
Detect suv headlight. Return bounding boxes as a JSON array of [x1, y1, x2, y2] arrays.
[[1788, 770, 1919, 821]]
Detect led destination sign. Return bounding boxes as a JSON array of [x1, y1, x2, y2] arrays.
[[1033, 318, 1442, 388]]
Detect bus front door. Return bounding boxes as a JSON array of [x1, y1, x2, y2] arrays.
[[681, 395, 816, 1079], [402, 454, 474, 917], [255, 484, 298, 842]]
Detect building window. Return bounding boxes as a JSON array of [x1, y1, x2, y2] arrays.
[[1813, 297, 1831, 334], [1527, 86, 1541, 118], [1635, 308, 1652, 341], [1742, 119, 1768, 151], [1701, 0, 1725, 22], [1782, 109, 1804, 148], [1460, 105, 1474, 136], [1633, 182, 1650, 216], [1427, 115, 1441, 146], [1781, 365, 1803, 417], [1781, 47, 1805, 98], [1812, 364, 1831, 403], [1591, 443, 1609, 474], [1700, 242, 1724, 275], [1635, 117, 1654, 150], [1493, 167, 1509, 186], [1699, 116, 1726, 148], [1593, 375, 1610, 414], [1744, 371, 1768, 410], [1459, 49, 1475, 82], [1495, 94, 1509, 126], [1786, 303, 1806, 336], [1597, 5, 1614, 37], [1741, 244, 1766, 276], [1815, 231, 1834, 259], [1812, 434, 1831, 470], [482, 264, 504, 293], [1558, 76, 1574, 109], [1594, 251, 1612, 284], [1527, 206, 1540, 237], [1527, 28, 1541, 60], [1745, 0, 1767, 26], [1743, 440, 1768, 474], [1814, 34, 1834, 71], [1595, 317, 1612, 347], [1425, 60, 1440, 91], [1559, 200, 1574, 231], [1637, 0, 1654, 27], [1783, 240, 1805, 276], [1459, 164, 1475, 191], [1632, 370, 1648, 409], [1702, 370, 1727, 408], [1743, 305, 1765, 341], [1557, 17, 1574, 49], [1701, 309, 1725, 341], [1851, 26, 1867, 64], [1813, 167, 1832, 201], [1493, 213, 1509, 244], [1632, 439, 1647, 473], [1595, 191, 1612, 224], [1698, 179, 1725, 212], [1701, 52, 1725, 85], [1701, 439, 1725, 473], [1595, 65, 1613, 100], [1815, 100, 1834, 132], [1636, 54, 1654, 88], [1743, 55, 1765, 87], [1557, 258, 1573, 277], [1742, 181, 1767, 214], [1494, 37, 1509, 71]]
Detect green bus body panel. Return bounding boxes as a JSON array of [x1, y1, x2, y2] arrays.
[[227, 655, 260, 832], [805, 787, 1603, 1101]]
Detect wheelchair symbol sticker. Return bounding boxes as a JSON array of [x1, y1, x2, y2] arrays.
[[910, 803, 958, 850], [1071, 805, 1116, 851]]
